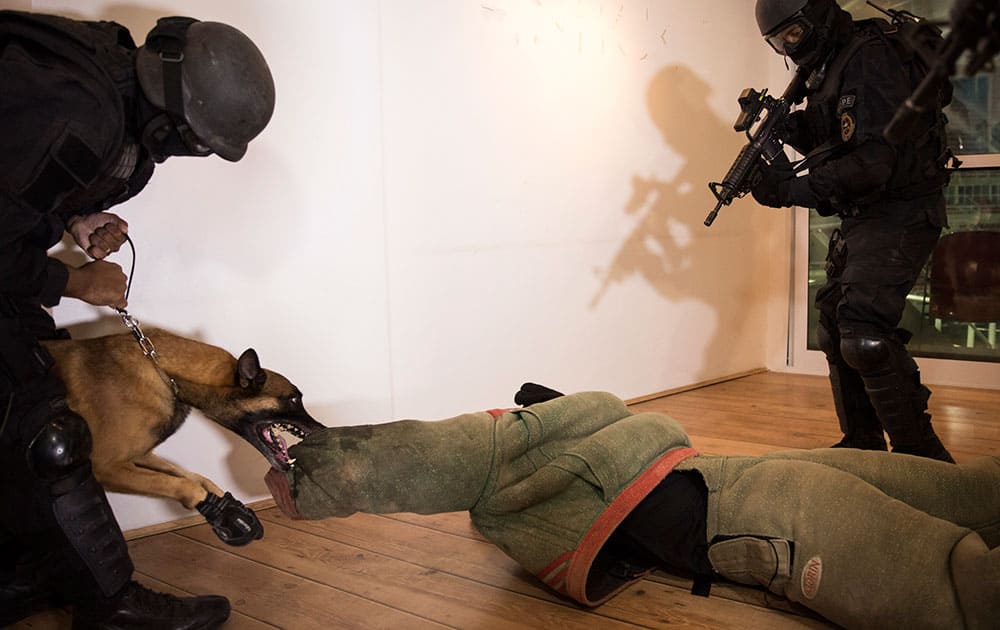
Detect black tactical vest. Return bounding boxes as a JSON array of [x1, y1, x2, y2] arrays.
[[0, 10, 154, 219], [803, 18, 953, 201]]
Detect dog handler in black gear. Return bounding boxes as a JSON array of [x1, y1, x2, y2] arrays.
[[0, 11, 274, 628], [749, 0, 954, 462]]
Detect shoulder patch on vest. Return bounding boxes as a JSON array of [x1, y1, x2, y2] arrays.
[[837, 94, 856, 115], [840, 112, 857, 142]]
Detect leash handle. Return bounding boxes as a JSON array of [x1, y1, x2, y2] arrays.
[[121, 233, 136, 303], [102, 233, 179, 394]]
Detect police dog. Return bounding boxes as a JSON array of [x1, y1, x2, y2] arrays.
[[41, 329, 325, 546]]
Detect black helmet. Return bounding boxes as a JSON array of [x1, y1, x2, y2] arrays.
[[136, 17, 275, 162], [756, 0, 810, 37], [754, 0, 842, 69]]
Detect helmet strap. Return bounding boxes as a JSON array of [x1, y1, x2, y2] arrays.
[[145, 17, 198, 124]]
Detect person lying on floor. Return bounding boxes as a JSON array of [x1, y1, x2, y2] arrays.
[[264, 384, 999, 630]]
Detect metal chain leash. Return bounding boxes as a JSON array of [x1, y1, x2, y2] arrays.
[[115, 307, 178, 395], [112, 234, 179, 395]]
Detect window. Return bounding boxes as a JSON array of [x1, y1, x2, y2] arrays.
[[805, 2, 1000, 362]]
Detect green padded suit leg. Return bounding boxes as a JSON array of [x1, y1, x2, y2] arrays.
[[284, 410, 498, 518], [683, 452, 1000, 629], [755, 449, 1000, 547], [277, 392, 699, 606], [950, 531, 1000, 630], [283, 392, 636, 519]]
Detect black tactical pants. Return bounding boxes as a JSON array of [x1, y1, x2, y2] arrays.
[[1, 304, 132, 620], [813, 196, 950, 459], [817, 199, 942, 337]]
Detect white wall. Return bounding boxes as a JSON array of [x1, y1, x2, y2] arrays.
[[15, 0, 777, 531], [378, 1, 785, 416]]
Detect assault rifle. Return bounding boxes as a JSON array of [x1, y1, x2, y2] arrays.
[[705, 67, 809, 227], [882, 0, 1000, 143]]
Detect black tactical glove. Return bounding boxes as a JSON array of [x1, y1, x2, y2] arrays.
[[750, 153, 796, 208], [514, 383, 564, 406], [780, 110, 818, 154]]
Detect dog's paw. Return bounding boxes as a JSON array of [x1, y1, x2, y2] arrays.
[[196, 491, 264, 546]]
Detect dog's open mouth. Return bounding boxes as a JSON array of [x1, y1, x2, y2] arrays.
[[243, 415, 325, 472], [258, 422, 304, 468]]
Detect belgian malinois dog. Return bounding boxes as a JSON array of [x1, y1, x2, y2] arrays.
[[41, 329, 325, 546]]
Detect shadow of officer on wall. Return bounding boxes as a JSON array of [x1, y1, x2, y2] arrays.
[[592, 64, 763, 382]]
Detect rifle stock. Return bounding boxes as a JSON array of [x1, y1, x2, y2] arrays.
[[883, 0, 999, 143]]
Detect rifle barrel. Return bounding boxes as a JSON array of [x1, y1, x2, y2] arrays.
[[704, 200, 724, 227]]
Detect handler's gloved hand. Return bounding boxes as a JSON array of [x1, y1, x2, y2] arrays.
[[779, 110, 816, 154], [750, 154, 796, 208]]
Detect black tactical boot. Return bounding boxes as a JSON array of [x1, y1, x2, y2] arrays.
[[831, 431, 887, 451], [841, 332, 955, 464], [0, 546, 63, 626], [72, 581, 230, 630], [889, 421, 955, 463], [818, 322, 888, 451]]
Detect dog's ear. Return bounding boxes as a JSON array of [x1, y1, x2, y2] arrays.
[[236, 348, 267, 391]]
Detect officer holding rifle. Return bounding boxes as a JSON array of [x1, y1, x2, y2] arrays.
[[748, 0, 955, 462]]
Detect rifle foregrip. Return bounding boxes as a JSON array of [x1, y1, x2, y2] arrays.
[[725, 143, 760, 192]]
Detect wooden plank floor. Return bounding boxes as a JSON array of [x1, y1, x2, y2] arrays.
[[14, 372, 999, 629]]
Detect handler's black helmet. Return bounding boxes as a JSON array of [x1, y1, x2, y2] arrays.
[[136, 17, 275, 162], [755, 0, 841, 68]]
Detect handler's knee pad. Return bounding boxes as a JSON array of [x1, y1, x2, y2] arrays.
[[27, 410, 93, 482], [18, 408, 132, 599], [840, 335, 891, 373]]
